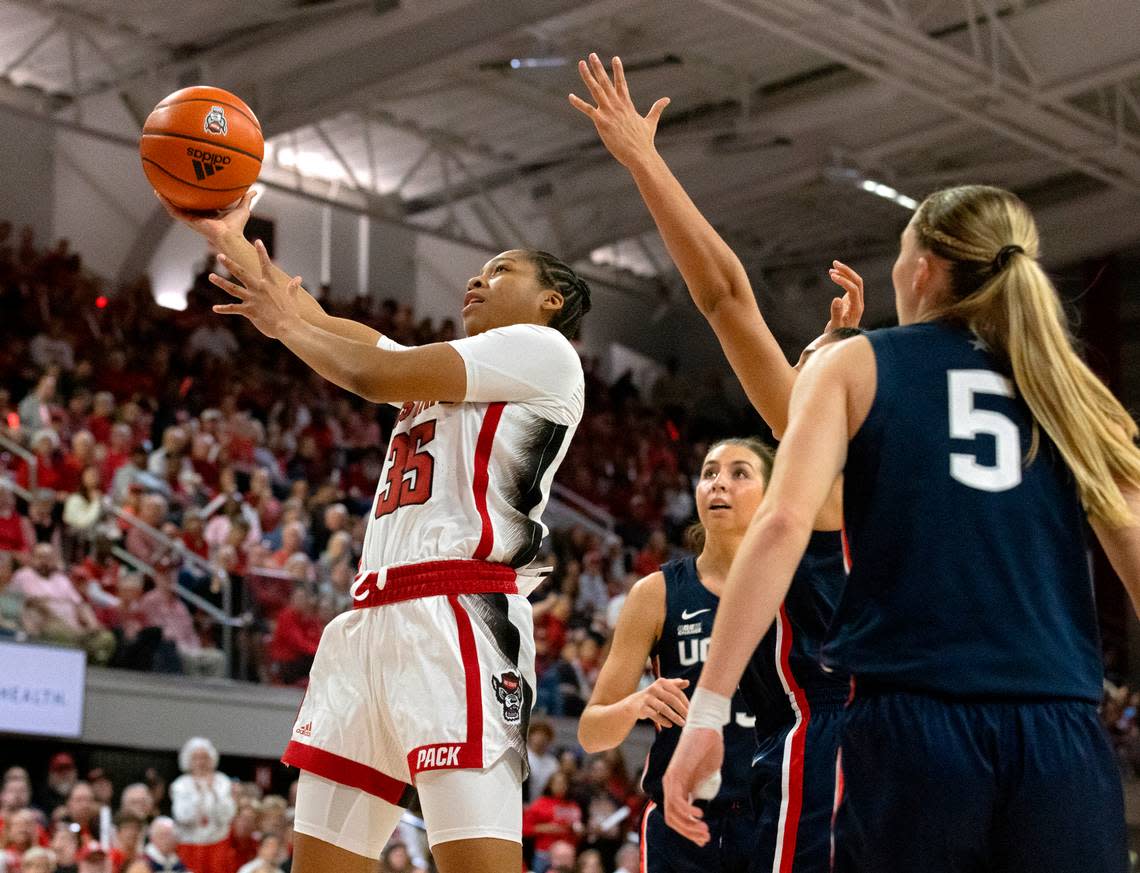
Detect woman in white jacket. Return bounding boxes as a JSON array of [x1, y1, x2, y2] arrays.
[[171, 737, 236, 873]]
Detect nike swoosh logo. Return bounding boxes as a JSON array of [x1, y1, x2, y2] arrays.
[[681, 608, 711, 620]]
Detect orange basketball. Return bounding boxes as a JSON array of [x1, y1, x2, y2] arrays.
[[140, 86, 263, 212]]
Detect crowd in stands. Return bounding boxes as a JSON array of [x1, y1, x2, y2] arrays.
[[0, 727, 645, 873], [0, 219, 758, 702], [1, 221, 1131, 870], [0, 221, 751, 872], [0, 737, 434, 873]]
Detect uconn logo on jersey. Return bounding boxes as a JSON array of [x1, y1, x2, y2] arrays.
[[677, 636, 712, 667]]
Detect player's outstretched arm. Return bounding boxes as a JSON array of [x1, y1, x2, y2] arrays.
[[578, 573, 689, 753], [1092, 484, 1140, 616], [209, 242, 467, 403], [156, 191, 381, 346], [569, 53, 863, 436]]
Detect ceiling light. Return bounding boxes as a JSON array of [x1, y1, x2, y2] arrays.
[[849, 173, 916, 210]]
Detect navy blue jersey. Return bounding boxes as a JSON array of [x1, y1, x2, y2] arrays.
[[740, 530, 849, 735], [641, 557, 758, 805], [823, 322, 1102, 701]]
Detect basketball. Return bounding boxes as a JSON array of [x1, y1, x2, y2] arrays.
[[140, 85, 263, 212]]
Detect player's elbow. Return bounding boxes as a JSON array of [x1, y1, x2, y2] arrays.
[[753, 504, 814, 541], [576, 711, 614, 753], [692, 280, 735, 317]]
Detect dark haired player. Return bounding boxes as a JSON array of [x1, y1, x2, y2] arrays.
[[578, 437, 771, 873], [571, 55, 862, 872], [160, 193, 591, 873]]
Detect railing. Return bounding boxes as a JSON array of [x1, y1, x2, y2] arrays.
[[101, 497, 238, 671], [1, 462, 242, 673], [0, 431, 36, 491], [551, 483, 616, 530]]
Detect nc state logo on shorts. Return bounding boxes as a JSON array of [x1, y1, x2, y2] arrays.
[[204, 105, 228, 135], [492, 671, 522, 723]]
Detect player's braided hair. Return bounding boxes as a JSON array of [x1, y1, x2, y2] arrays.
[[525, 250, 592, 340]]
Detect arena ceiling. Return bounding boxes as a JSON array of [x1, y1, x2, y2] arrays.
[[1, 0, 1140, 339]]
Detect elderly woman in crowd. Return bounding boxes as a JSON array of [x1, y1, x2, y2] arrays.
[[170, 738, 235, 873]]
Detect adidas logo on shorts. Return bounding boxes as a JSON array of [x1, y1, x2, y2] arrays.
[[295, 721, 313, 738]]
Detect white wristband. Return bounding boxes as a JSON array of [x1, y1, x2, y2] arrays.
[[685, 687, 732, 731]]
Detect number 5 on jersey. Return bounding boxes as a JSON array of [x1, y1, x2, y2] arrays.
[[376, 421, 437, 518], [948, 370, 1022, 493]]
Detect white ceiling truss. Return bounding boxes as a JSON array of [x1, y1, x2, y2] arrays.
[[1, 0, 1139, 336]]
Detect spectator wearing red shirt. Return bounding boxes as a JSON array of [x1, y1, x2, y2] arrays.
[[245, 468, 280, 535], [18, 429, 67, 495], [226, 804, 259, 871], [189, 433, 221, 495], [112, 813, 147, 872], [523, 772, 582, 872], [101, 423, 134, 491], [86, 391, 116, 444], [268, 584, 321, 686], [180, 514, 209, 561], [267, 522, 305, 570], [72, 536, 122, 625], [632, 528, 670, 578], [533, 590, 569, 656], [59, 430, 96, 495], [0, 483, 34, 561]]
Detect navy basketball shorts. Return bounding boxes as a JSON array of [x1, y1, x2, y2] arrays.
[[750, 697, 844, 873], [640, 797, 758, 873], [832, 691, 1128, 873]]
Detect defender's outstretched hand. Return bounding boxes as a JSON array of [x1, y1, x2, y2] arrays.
[[155, 188, 255, 244], [569, 53, 670, 169], [824, 260, 865, 333], [208, 239, 304, 339]]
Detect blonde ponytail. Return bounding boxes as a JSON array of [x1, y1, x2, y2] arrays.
[[917, 185, 1140, 527]]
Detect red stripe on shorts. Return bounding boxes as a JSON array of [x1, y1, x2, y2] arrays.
[[406, 595, 484, 777], [640, 800, 655, 873], [281, 741, 411, 806], [471, 402, 506, 560], [840, 525, 852, 574], [774, 604, 811, 873]]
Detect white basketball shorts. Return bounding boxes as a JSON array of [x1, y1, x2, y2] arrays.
[[281, 560, 536, 844]]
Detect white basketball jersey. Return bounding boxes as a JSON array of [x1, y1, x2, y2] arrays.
[[360, 323, 584, 573]]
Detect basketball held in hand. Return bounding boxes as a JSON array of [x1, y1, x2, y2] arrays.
[[140, 86, 263, 212]]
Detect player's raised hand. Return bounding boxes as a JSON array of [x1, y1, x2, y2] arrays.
[[662, 726, 723, 846], [635, 677, 690, 729], [823, 260, 865, 333], [155, 188, 255, 243], [568, 53, 670, 169], [208, 239, 304, 339]]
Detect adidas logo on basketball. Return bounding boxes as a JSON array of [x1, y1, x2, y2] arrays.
[[295, 721, 313, 738], [185, 146, 231, 182]]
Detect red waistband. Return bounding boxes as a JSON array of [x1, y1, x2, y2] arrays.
[[350, 560, 518, 610]]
